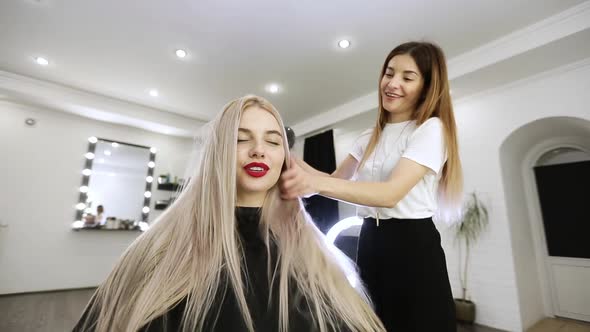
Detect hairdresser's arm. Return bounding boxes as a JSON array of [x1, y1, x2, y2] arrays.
[[292, 155, 359, 180], [280, 157, 430, 208]]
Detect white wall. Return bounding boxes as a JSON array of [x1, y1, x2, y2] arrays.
[[317, 60, 590, 331], [500, 118, 590, 329], [0, 101, 194, 294], [453, 61, 590, 331]]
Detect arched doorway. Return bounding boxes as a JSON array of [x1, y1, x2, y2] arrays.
[[530, 146, 590, 322], [500, 116, 590, 327]]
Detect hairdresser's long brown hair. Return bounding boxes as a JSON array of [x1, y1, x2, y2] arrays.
[[359, 42, 463, 220]]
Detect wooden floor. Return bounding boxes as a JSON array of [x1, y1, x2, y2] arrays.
[[527, 318, 590, 332], [0, 288, 588, 331], [0, 288, 95, 332], [459, 322, 507, 332]]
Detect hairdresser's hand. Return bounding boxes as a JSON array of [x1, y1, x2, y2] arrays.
[[290, 156, 330, 177], [280, 160, 319, 199]]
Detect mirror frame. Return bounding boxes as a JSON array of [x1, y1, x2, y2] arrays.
[[72, 136, 156, 230]]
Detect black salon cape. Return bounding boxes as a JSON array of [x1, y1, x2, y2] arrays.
[[73, 207, 345, 331]]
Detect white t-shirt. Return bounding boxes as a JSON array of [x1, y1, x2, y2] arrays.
[[350, 117, 446, 219]]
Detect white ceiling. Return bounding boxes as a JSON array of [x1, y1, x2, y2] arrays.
[[450, 28, 590, 102], [0, 0, 589, 135]]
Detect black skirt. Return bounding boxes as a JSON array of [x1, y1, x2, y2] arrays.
[[357, 217, 456, 332]]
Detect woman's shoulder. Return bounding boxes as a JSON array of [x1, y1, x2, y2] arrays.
[[358, 127, 374, 138], [410, 117, 443, 137], [420, 116, 443, 127], [351, 127, 374, 149]]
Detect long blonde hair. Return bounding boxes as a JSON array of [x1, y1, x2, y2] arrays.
[[78, 95, 385, 332], [359, 41, 464, 221]]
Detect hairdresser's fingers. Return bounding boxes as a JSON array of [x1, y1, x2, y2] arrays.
[[280, 162, 317, 198], [280, 184, 300, 200], [293, 156, 309, 169], [289, 177, 315, 199], [280, 178, 293, 192], [281, 168, 297, 179], [281, 179, 304, 199], [279, 176, 298, 194], [281, 165, 306, 185], [280, 172, 298, 191], [281, 192, 298, 200]]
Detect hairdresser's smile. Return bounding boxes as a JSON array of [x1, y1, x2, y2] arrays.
[[383, 91, 403, 100], [380, 54, 424, 122]]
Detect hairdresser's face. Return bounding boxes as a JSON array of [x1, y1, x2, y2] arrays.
[[236, 106, 285, 207], [380, 54, 424, 123]]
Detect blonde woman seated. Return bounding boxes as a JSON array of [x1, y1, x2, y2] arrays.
[[73, 95, 385, 332]]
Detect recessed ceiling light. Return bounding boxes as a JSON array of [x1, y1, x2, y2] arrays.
[[266, 83, 280, 94], [338, 40, 351, 49], [175, 49, 187, 58], [35, 57, 49, 66], [149, 89, 159, 97]]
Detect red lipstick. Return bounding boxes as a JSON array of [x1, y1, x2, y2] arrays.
[[244, 162, 269, 178]]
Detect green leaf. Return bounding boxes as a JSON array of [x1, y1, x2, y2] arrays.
[[454, 192, 489, 244]]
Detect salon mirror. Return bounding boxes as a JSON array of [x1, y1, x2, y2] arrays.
[[72, 137, 155, 231]]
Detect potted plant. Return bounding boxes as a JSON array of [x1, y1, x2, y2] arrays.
[[454, 192, 489, 324]]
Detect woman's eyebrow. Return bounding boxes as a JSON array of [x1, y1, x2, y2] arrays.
[[266, 130, 283, 137], [238, 128, 283, 138], [386, 66, 420, 76]]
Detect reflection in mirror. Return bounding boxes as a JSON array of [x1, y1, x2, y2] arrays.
[[72, 137, 156, 231]]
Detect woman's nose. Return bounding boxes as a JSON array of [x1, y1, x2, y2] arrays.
[[387, 76, 401, 89], [249, 141, 265, 158]]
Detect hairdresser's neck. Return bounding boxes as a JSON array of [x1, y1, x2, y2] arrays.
[[387, 109, 413, 123], [236, 192, 265, 208]]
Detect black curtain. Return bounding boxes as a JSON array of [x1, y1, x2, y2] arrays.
[[534, 160, 590, 259], [303, 130, 339, 233]]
